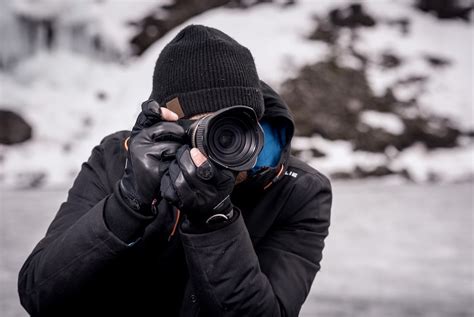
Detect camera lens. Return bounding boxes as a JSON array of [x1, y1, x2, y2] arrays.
[[218, 130, 234, 149], [208, 116, 251, 165], [189, 106, 264, 171]]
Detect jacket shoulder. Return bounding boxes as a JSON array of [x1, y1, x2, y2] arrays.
[[93, 130, 130, 190], [285, 155, 331, 190], [264, 155, 331, 222]]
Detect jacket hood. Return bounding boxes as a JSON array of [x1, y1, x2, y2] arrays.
[[260, 80, 295, 167], [233, 81, 295, 196]]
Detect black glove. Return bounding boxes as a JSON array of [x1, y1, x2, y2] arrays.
[[131, 99, 164, 138], [119, 119, 186, 214], [160, 145, 236, 225]]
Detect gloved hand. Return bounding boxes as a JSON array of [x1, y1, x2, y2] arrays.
[[119, 101, 185, 214], [130, 99, 177, 137], [160, 145, 236, 225]]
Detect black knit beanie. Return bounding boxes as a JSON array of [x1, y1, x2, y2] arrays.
[[150, 25, 264, 119]]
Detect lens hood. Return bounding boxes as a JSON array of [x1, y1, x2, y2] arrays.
[[187, 106, 264, 171]]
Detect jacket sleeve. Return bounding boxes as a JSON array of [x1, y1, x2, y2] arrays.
[[179, 172, 332, 316], [17, 134, 157, 315]]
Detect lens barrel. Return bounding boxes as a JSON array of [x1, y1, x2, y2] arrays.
[[188, 106, 264, 171]]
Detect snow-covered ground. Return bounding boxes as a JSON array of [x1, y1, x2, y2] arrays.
[[1, 182, 473, 316], [0, 0, 473, 187]]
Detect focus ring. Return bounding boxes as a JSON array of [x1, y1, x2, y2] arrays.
[[193, 116, 209, 153]]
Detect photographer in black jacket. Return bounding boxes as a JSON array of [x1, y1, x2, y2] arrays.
[[18, 25, 332, 316]]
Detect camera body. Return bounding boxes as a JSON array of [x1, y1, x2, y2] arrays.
[[179, 106, 264, 172]]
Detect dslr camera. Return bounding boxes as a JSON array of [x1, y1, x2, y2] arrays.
[[179, 106, 264, 172]]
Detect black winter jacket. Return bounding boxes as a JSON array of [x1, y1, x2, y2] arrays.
[[18, 83, 332, 316]]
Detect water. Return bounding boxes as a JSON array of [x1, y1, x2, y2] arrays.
[[1, 182, 473, 316]]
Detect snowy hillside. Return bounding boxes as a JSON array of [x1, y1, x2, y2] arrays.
[[0, 0, 473, 188]]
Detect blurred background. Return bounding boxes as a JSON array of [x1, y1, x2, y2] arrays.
[[0, 0, 472, 316]]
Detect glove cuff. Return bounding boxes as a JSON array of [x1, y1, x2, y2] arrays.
[[119, 179, 156, 216], [182, 206, 239, 234], [104, 182, 157, 243], [205, 208, 234, 225]]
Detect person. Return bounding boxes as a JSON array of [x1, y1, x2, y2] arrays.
[[18, 25, 332, 317]]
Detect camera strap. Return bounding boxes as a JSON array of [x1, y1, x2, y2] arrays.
[[263, 164, 285, 190]]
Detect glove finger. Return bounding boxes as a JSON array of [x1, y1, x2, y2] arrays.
[[176, 146, 199, 182], [161, 159, 196, 209], [196, 160, 214, 181], [160, 171, 179, 205], [177, 145, 233, 188], [146, 141, 182, 161], [129, 123, 186, 161], [215, 167, 236, 185], [142, 99, 161, 116], [131, 100, 163, 137], [148, 122, 186, 143]]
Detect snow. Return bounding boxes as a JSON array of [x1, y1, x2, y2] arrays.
[[292, 136, 390, 174], [391, 142, 474, 183], [0, 50, 143, 187], [352, 1, 474, 129], [1, 0, 473, 187], [3, 183, 473, 316], [293, 135, 474, 183], [360, 110, 405, 135]]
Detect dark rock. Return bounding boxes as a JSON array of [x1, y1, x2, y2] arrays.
[[82, 116, 93, 127], [329, 3, 376, 28], [308, 3, 376, 45], [227, 0, 277, 9], [354, 165, 395, 177], [308, 18, 338, 44], [330, 165, 412, 180], [354, 165, 413, 180], [96, 90, 108, 101], [62, 143, 72, 153], [387, 18, 411, 36], [280, 60, 462, 152], [464, 130, 474, 137], [423, 54, 451, 68], [19, 172, 46, 188], [380, 52, 403, 69], [427, 171, 441, 183], [353, 128, 399, 152], [130, 0, 232, 56], [0, 110, 33, 145], [403, 117, 460, 149], [330, 171, 354, 180], [370, 89, 402, 113], [395, 75, 429, 86], [281, 61, 372, 139], [282, 0, 296, 7], [416, 0, 472, 22], [310, 148, 326, 157], [292, 147, 326, 158]]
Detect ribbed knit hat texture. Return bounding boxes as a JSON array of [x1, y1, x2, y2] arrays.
[[150, 25, 264, 119]]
